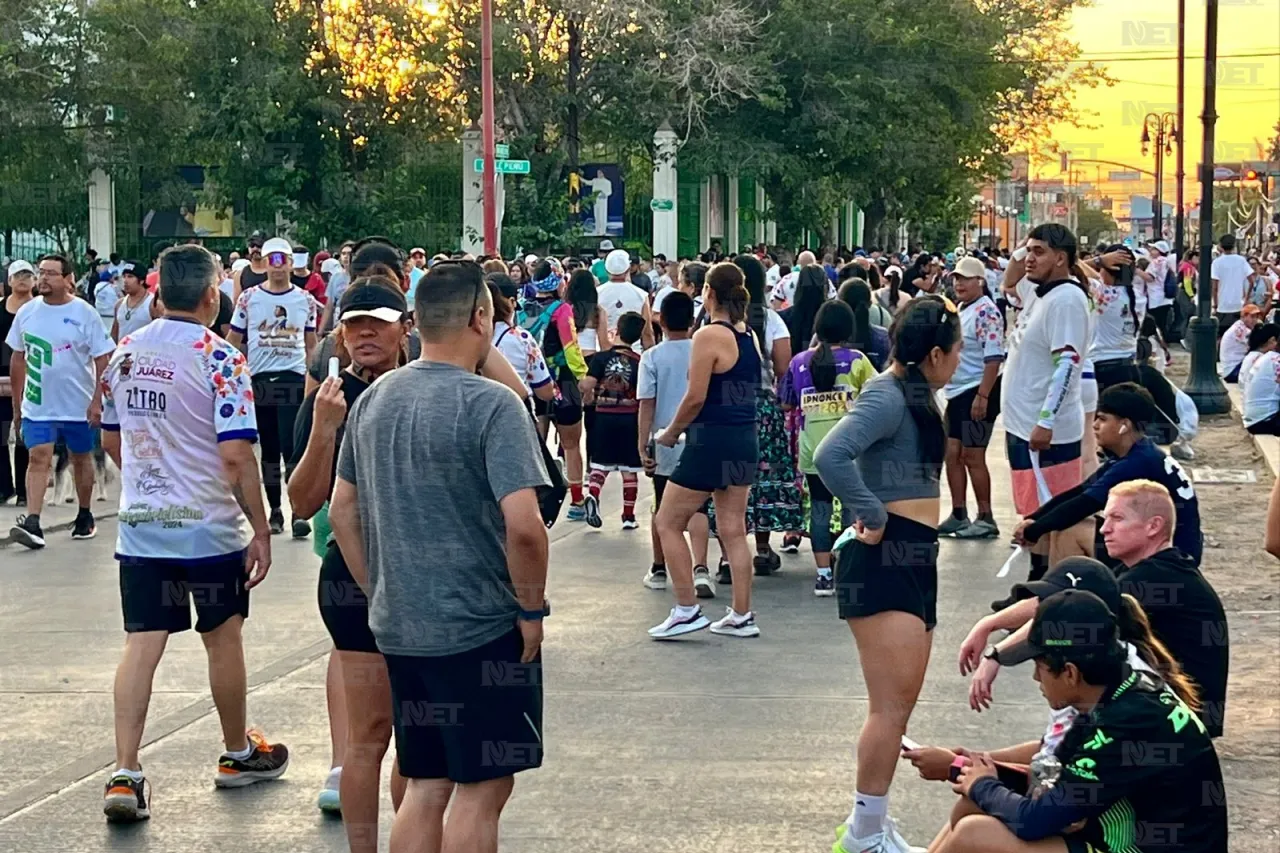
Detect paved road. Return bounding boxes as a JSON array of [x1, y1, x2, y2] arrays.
[[0, 442, 1269, 851]]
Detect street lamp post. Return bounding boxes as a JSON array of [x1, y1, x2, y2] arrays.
[[1175, 0, 1187, 261], [1183, 0, 1229, 414], [1141, 112, 1177, 241], [480, 0, 498, 254]]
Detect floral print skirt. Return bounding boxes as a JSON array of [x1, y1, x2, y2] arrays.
[[708, 388, 804, 535]]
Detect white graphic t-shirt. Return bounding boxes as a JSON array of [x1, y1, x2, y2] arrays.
[[1089, 280, 1139, 362], [101, 318, 257, 561], [1001, 280, 1090, 443], [492, 321, 552, 393], [230, 285, 317, 376], [943, 295, 1005, 399], [5, 296, 116, 421]]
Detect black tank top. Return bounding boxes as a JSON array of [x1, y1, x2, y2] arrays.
[[240, 266, 269, 290], [694, 321, 760, 426]]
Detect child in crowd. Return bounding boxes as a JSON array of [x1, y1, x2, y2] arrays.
[[580, 312, 647, 530]]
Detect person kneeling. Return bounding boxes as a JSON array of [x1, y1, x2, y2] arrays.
[[938, 590, 1227, 853]]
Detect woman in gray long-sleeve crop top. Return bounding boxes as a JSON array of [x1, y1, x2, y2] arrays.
[[813, 295, 962, 853]]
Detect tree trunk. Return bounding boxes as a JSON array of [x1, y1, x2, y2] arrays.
[[862, 194, 887, 249]]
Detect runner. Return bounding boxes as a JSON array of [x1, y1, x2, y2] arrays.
[[579, 311, 646, 530], [328, 259, 550, 853], [777, 300, 875, 595], [287, 277, 409, 847], [596, 249, 654, 350], [814, 295, 960, 853], [650, 262, 761, 638], [0, 259, 35, 505], [226, 236, 318, 537], [99, 244, 288, 823], [637, 291, 710, 589], [939, 256, 1005, 540], [110, 263, 155, 342], [231, 235, 268, 300], [1089, 246, 1142, 394], [1210, 233, 1255, 335], [6, 254, 115, 548]]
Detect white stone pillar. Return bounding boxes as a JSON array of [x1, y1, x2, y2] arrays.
[[699, 178, 711, 253], [461, 127, 504, 255], [87, 168, 115, 258], [766, 216, 777, 246], [754, 184, 766, 245], [856, 208, 865, 247], [844, 202, 855, 249], [829, 210, 839, 250], [727, 176, 740, 253], [652, 122, 679, 259]]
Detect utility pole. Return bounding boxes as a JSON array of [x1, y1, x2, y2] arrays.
[[1184, 0, 1229, 414], [480, 0, 497, 255], [1175, 0, 1187, 259]]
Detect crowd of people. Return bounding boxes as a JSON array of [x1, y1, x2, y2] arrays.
[[0, 221, 1265, 853]]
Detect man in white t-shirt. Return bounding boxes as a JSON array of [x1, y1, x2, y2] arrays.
[[597, 249, 654, 351], [99, 244, 287, 823], [1210, 233, 1255, 334], [999, 224, 1091, 590], [770, 250, 816, 308], [6, 254, 116, 548]]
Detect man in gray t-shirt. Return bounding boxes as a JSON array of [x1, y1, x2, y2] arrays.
[[329, 260, 550, 832]]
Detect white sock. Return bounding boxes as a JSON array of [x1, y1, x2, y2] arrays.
[[731, 609, 752, 621], [846, 791, 888, 842], [818, 567, 833, 578], [225, 743, 254, 761], [112, 767, 144, 781], [675, 604, 700, 618]]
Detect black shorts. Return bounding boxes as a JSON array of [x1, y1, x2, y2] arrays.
[[669, 422, 759, 492], [944, 377, 1001, 449], [587, 412, 642, 470], [653, 475, 711, 516], [835, 514, 939, 629], [119, 552, 249, 634], [386, 628, 543, 783], [533, 374, 583, 426], [317, 542, 378, 654]]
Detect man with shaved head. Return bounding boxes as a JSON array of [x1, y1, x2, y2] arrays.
[[1101, 479, 1229, 737], [770, 250, 829, 308]]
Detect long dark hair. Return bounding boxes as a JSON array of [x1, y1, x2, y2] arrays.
[[789, 265, 827, 355], [902, 253, 931, 297], [1100, 243, 1138, 336], [706, 262, 749, 324], [838, 279, 874, 352], [1119, 594, 1201, 710], [733, 254, 769, 357], [889, 296, 959, 469], [884, 267, 902, 309], [566, 269, 599, 332], [812, 301, 855, 392]]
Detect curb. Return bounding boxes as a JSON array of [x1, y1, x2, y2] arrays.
[[1226, 385, 1280, 479], [0, 510, 119, 547]]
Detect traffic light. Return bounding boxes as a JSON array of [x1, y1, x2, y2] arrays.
[[1244, 168, 1259, 181]]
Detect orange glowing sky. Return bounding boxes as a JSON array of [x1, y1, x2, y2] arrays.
[[1044, 0, 1279, 200]]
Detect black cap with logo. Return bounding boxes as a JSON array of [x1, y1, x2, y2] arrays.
[[1001, 588, 1124, 667]]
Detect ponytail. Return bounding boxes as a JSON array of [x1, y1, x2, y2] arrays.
[[1119, 594, 1202, 711], [812, 341, 837, 392], [812, 300, 854, 393], [706, 262, 749, 325]]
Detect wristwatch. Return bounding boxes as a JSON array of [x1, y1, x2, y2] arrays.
[[518, 600, 552, 622], [983, 644, 1002, 665]]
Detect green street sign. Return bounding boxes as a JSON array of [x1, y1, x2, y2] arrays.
[[650, 198, 675, 212], [474, 158, 530, 175], [495, 143, 510, 158]]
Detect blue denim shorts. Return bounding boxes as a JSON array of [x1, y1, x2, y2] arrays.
[[21, 419, 94, 453]]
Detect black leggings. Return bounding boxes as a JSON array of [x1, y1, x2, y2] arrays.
[[252, 371, 305, 511], [1094, 358, 1140, 396], [0, 419, 29, 500]]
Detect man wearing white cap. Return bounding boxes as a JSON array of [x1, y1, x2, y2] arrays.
[[1144, 240, 1173, 339], [597, 249, 654, 351], [407, 247, 427, 303], [226, 237, 319, 537]]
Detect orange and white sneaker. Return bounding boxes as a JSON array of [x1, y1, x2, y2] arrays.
[[215, 729, 290, 788], [103, 771, 150, 823]]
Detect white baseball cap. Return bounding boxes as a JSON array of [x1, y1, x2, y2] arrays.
[[321, 258, 343, 275], [231, 258, 251, 273], [953, 256, 987, 279], [1152, 240, 1171, 254], [524, 254, 539, 266], [605, 249, 631, 276], [599, 239, 615, 252], [7, 259, 34, 277], [293, 252, 310, 269], [262, 237, 293, 257]]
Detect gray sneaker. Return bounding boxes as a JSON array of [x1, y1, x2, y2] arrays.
[[953, 518, 1000, 539], [937, 514, 969, 536]]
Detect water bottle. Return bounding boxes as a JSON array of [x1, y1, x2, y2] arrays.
[[1029, 749, 1062, 798]]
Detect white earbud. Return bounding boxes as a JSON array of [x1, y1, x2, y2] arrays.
[[1119, 425, 1128, 434]]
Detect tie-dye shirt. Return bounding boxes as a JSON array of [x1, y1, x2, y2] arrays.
[[102, 318, 257, 562]]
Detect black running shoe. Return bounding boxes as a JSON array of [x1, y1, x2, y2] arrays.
[[10, 514, 45, 549], [215, 730, 290, 788], [716, 558, 732, 586], [990, 591, 1018, 613], [291, 517, 312, 539], [269, 509, 284, 535], [103, 772, 150, 823], [753, 548, 781, 576], [72, 509, 96, 540]]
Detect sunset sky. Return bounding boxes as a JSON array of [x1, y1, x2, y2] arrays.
[[1044, 0, 1279, 199]]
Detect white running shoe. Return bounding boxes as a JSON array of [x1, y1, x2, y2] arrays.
[[648, 607, 711, 639], [834, 821, 924, 853], [709, 607, 760, 638], [317, 766, 341, 813], [643, 567, 668, 590], [693, 566, 717, 599], [621, 516, 639, 530]]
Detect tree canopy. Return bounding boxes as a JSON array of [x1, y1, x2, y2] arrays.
[[1, 0, 1106, 256]]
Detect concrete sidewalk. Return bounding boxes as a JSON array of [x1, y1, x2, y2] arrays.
[[0, 434, 1273, 852]]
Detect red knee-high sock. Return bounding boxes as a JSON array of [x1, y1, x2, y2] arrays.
[[621, 472, 638, 518], [588, 468, 608, 500], [570, 482, 583, 503]]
